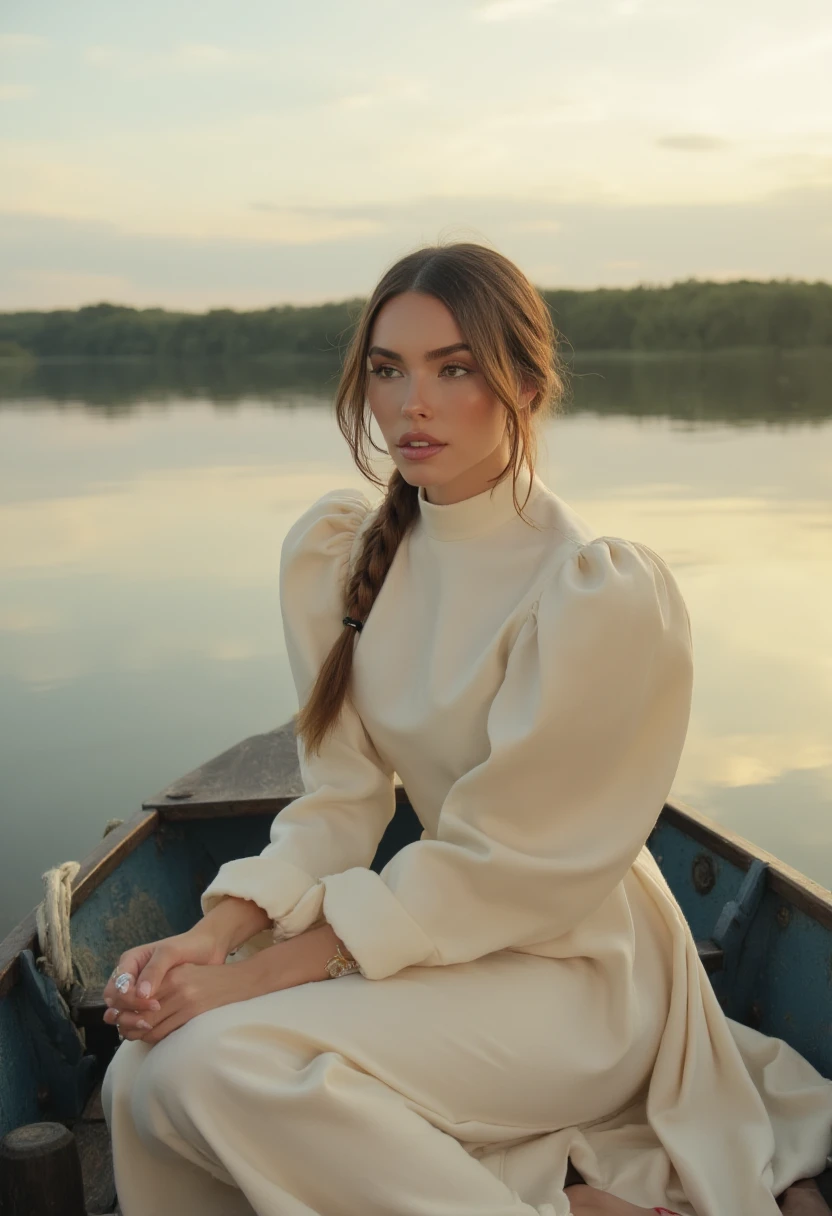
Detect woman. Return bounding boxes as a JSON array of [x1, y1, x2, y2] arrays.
[[101, 243, 832, 1216]]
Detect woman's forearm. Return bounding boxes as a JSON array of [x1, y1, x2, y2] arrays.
[[200, 895, 272, 954], [239, 923, 348, 997]]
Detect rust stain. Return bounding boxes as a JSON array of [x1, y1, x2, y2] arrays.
[[105, 889, 172, 943], [72, 943, 99, 987], [90, 891, 174, 985]]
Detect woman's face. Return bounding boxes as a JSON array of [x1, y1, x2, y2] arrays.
[[366, 290, 533, 506]]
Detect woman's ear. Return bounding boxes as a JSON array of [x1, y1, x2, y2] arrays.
[[518, 378, 537, 411]]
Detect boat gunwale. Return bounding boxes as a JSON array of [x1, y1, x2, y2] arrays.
[[0, 810, 157, 999], [662, 798, 832, 930]]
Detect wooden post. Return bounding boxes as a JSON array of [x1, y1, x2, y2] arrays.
[[0, 1122, 86, 1216]]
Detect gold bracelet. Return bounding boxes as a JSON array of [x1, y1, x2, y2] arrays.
[[325, 938, 360, 979]]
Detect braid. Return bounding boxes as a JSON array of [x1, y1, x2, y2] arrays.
[[344, 472, 418, 631], [293, 471, 419, 757]]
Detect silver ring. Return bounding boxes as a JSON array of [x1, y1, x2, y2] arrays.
[[114, 972, 132, 995]]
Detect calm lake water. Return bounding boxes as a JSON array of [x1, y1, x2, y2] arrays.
[[1, 350, 831, 939]]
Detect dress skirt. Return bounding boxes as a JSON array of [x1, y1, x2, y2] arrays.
[[102, 867, 675, 1216], [101, 854, 832, 1216]]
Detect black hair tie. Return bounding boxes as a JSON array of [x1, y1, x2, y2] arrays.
[[342, 616, 364, 633]]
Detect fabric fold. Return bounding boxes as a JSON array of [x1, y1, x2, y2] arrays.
[[315, 535, 694, 978]]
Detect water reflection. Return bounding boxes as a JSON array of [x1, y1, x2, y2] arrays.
[[1, 348, 831, 422], [0, 352, 829, 938]]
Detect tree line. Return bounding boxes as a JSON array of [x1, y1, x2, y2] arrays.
[[1, 279, 830, 358]]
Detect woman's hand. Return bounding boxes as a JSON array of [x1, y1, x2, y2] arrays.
[[106, 923, 354, 1046], [102, 923, 229, 1021], [104, 956, 267, 1045], [102, 896, 272, 1018]]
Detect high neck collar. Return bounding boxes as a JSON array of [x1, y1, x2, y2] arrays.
[[417, 464, 537, 541]]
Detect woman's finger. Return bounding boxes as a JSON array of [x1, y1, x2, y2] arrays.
[[133, 942, 183, 1000], [104, 993, 162, 1014], [102, 944, 155, 1006], [106, 996, 187, 1045], [103, 1006, 155, 1039], [138, 1007, 187, 1046]]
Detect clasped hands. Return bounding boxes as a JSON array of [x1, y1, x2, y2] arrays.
[[102, 897, 346, 1047]]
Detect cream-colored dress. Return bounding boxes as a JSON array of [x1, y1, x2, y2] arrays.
[[102, 464, 832, 1216]]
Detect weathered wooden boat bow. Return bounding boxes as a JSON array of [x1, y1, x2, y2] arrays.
[[1, 717, 830, 1214]]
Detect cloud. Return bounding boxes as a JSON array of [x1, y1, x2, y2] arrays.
[[657, 134, 730, 151], [3, 270, 135, 308], [325, 75, 428, 112], [83, 45, 121, 67], [755, 152, 832, 187], [331, 77, 428, 110], [474, 0, 684, 24], [247, 204, 385, 242], [84, 42, 266, 76], [173, 44, 253, 69], [2, 180, 832, 309], [507, 219, 563, 233], [487, 99, 608, 130], [0, 34, 44, 52], [741, 27, 832, 76], [474, 0, 561, 22], [0, 607, 59, 633], [0, 84, 33, 101]]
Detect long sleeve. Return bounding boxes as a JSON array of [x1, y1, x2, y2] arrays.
[[315, 536, 694, 979], [200, 487, 397, 938]]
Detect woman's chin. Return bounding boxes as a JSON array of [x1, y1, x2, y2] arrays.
[[391, 458, 450, 487]]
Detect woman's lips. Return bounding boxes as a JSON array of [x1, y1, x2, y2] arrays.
[[398, 443, 446, 461]]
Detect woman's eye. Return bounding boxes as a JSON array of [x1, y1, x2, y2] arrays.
[[369, 363, 470, 379]]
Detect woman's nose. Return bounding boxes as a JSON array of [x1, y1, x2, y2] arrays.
[[401, 372, 433, 415], [402, 398, 430, 419]]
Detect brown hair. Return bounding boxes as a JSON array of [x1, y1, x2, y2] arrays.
[[295, 240, 566, 756]]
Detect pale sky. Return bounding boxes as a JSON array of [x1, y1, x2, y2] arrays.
[[1, 0, 831, 309]]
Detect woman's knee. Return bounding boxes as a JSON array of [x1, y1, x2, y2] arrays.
[[121, 1001, 319, 1144], [127, 1009, 227, 1128], [128, 1005, 299, 1129], [101, 1038, 151, 1127]]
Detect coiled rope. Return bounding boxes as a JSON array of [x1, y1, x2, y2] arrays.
[[33, 819, 123, 994], [35, 860, 81, 993]]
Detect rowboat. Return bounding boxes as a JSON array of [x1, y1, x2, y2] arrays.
[[1, 718, 830, 1214]]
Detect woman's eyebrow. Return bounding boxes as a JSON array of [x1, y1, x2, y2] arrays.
[[368, 342, 471, 362]]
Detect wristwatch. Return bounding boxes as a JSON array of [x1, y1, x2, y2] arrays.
[[325, 938, 360, 978]]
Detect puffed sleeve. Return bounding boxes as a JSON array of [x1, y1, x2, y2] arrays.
[[199, 487, 398, 938], [313, 536, 694, 978]]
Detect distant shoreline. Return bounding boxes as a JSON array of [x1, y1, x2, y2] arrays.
[[2, 345, 832, 363], [1, 279, 831, 357]]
